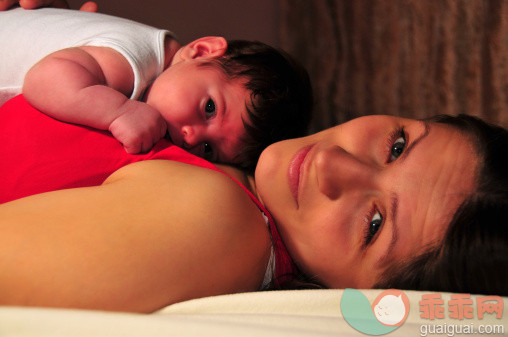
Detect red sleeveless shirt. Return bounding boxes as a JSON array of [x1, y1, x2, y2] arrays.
[[0, 95, 297, 287]]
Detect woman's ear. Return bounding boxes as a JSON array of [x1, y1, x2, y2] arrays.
[[179, 36, 227, 60]]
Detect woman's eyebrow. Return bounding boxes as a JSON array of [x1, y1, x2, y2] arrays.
[[398, 121, 431, 163], [377, 193, 399, 266], [377, 121, 432, 266]]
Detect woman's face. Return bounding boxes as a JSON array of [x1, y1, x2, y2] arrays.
[[255, 115, 479, 288]]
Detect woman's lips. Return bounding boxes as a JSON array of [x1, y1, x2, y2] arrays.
[[288, 145, 313, 207]]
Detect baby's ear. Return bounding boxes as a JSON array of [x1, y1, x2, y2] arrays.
[[180, 37, 228, 60]]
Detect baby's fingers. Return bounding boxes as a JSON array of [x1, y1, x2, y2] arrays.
[[142, 120, 166, 152], [138, 127, 164, 153], [0, 0, 19, 10], [0, 0, 91, 10], [18, 0, 69, 9], [126, 139, 153, 154], [140, 141, 155, 154], [123, 134, 155, 154], [123, 141, 142, 154], [78, 1, 96, 12]]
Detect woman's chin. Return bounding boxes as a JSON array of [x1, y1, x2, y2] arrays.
[[255, 142, 278, 182]]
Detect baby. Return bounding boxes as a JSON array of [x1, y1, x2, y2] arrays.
[[0, 7, 312, 171]]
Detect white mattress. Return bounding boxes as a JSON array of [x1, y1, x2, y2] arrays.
[[1, 289, 507, 336]]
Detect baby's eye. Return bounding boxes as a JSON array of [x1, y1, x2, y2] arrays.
[[364, 211, 383, 246], [205, 98, 216, 119], [389, 132, 406, 162], [203, 142, 214, 160]]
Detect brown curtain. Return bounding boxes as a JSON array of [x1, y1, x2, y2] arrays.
[[280, 0, 507, 132]]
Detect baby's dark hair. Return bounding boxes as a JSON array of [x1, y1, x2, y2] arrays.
[[200, 40, 313, 172]]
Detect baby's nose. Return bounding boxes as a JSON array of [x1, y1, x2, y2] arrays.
[[181, 125, 204, 147]]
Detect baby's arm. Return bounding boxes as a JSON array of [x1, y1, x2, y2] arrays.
[[23, 46, 167, 153]]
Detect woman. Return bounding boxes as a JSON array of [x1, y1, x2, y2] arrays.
[[1, 103, 506, 312], [255, 113, 508, 296]]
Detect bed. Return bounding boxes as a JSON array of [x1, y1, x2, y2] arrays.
[[2, 289, 506, 336]]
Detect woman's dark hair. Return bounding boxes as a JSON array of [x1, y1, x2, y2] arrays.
[[375, 114, 508, 296], [200, 40, 313, 173]]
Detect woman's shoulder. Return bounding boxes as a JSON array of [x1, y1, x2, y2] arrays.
[[102, 160, 272, 297], [0, 159, 271, 310], [105, 159, 262, 224]]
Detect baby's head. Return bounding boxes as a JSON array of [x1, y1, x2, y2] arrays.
[[146, 37, 313, 171]]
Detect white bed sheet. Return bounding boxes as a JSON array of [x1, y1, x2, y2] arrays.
[[1, 289, 507, 337]]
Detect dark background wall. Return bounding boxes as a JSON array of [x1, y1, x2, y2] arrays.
[[280, 0, 507, 130], [67, 0, 280, 46]]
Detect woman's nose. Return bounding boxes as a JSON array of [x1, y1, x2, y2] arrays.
[[315, 146, 377, 199]]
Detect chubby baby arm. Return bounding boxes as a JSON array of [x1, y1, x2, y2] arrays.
[[23, 46, 167, 153]]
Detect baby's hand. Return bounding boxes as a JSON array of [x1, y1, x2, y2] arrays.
[[0, 0, 97, 11], [109, 102, 167, 154]]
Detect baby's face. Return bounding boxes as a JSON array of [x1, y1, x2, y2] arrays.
[[146, 60, 249, 163]]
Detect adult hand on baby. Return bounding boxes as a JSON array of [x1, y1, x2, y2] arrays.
[[0, 0, 97, 11], [109, 102, 168, 154]]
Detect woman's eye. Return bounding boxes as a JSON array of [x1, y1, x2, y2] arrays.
[[389, 133, 406, 162], [205, 98, 216, 119], [364, 211, 383, 246], [203, 142, 214, 160]]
